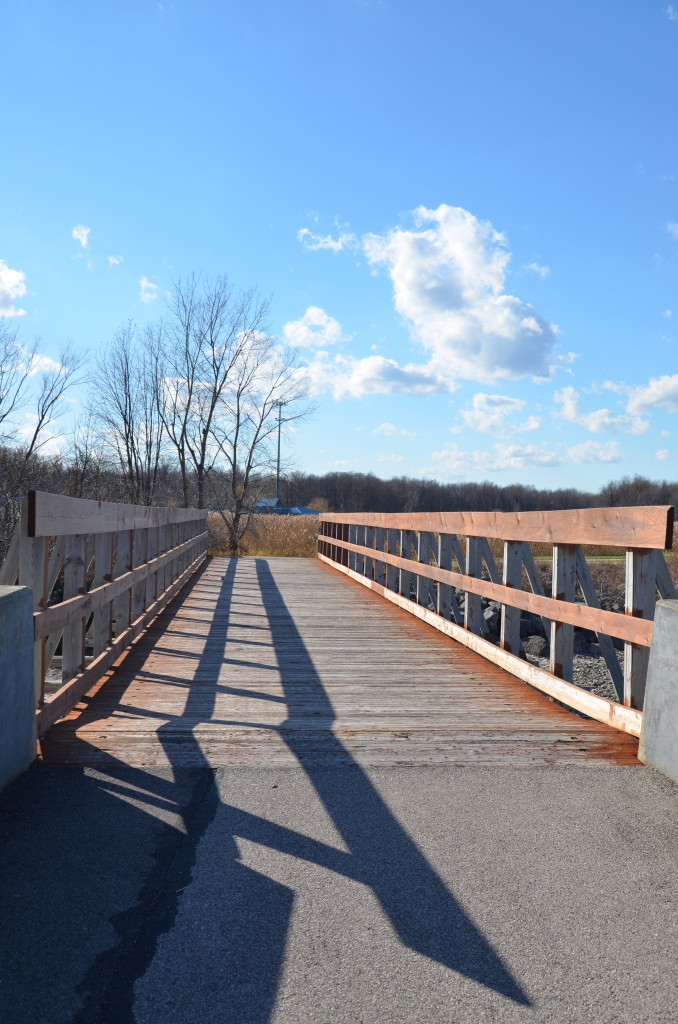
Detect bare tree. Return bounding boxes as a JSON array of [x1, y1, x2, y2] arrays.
[[89, 323, 165, 505], [0, 320, 36, 442], [209, 332, 310, 554], [159, 273, 270, 507], [19, 344, 86, 462]]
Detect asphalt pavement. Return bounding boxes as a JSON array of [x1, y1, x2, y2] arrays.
[[1, 762, 677, 1024]]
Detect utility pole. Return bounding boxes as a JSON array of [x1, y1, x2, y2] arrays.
[[275, 400, 283, 505]]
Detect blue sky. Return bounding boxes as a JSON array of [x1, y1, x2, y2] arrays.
[[2, 0, 678, 490]]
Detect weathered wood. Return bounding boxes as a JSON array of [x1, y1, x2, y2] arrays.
[[654, 550, 678, 599], [112, 531, 132, 638], [500, 541, 523, 656], [35, 532, 208, 638], [62, 535, 87, 682], [387, 528, 399, 592], [624, 549, 656, 709], [375, 527, 387, 586], [320, 505, 674, 549], [550, 545, 576, 681], [19, 502, 48, 701], [323, 534, 653, 645], [36, 551, 205, 735], [465, 537, 485, 636], [437, 533, 462, 624], [93, 532, 113, 657], [400, 530, 414, 600], [416, 531, 434, 609], [131, 527, 148, 622], [520, 542, 551, 640], [574, 545, 624, 701], [479, 537, 501, 584], [40, 556, 640, 767], [319, 554, 642, 738], [28, 490, 207, 537]]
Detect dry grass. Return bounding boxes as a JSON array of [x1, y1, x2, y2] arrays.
[[208, 512, 318, 557]]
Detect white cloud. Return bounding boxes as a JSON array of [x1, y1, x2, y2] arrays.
[[554, 385, 648, 434], [376, 452, 404, 463], [283, 306, 350, 348], [373, 422, 416, 437], [667, 222, 678, 240], [525, 262, 550, 277], [0, 260, 28, 317], [139, 276, 158, 303], [666, 4, 678, 21], [108, 255, 124, 267], [71, 224, 91, 248], [17, 414, 64, 455], [626, 374, 678, 415], [663, 309, 672, 318], [363, 204, 559, 386], [27, 352, 64, 376], [306, 351, 446, 399], [297, 227, 356, 252], [567, 440, 621, 464], [460, 392, 540, 433], [426, 441, 561, 477], [656, 449, 670, 460]]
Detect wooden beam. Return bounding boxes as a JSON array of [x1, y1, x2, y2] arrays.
[[323, 534, 653, 645], [500, 541, 523, 657], [319, 505, 674, 549], [624, 549, 657, 710], [574, 545, 624, 702], [28, 490, 208, 538], [550, 545, 576, 681], [318, 553, 642, 738]]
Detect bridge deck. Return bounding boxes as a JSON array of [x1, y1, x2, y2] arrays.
[[40, 556, 639, 766]]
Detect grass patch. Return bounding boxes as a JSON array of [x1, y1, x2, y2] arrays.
[[208, 512, 318, 557]]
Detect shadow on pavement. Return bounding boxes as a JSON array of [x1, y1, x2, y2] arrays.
[[0, 556, 529, 1024]]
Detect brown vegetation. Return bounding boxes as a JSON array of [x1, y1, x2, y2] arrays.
[[208, 513, 318, 557]]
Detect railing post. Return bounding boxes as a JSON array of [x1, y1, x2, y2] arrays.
[[374, 527, 386, 585], [112, 530, 132, 637], [387, 528, 399, 593], [465, 536, 484, 635], [400, 530, 414, 600], [19, 500, 48, 703], [62, 535, 87, 682], [93, 531, 113, 659], [550, 544, 576, 680], [501, 541, 523, 656], [624, 548, 657, 709]]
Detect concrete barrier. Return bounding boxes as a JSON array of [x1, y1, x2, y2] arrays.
[[0, 586, 36, 789], [639, 599, 678, 783]]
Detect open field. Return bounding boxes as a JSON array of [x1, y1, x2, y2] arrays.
[[208, 512, 319, 557]]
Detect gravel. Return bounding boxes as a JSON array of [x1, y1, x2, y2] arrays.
[[522, 635, 621, 702]]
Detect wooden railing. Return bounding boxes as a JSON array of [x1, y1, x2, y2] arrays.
[[317, 507, 676, 737], [0, 491, 208, 735]]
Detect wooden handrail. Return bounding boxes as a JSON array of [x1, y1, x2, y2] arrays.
[[317, 506, 677, 734], [1, 490, 208, 736], [319, 506, 674, 549]]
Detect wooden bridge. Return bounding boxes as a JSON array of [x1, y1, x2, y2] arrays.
[[2, 492, 676, 770]]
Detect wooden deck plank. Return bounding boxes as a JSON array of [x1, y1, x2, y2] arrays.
[[39, 556, 640, 767]]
